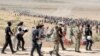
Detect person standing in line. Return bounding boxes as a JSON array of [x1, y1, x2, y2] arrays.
[[31, 25, 43, 56], [1, 21, 16, 54], [75, 24, 82, 53], [49, 26, 60, 56], [85, 24, 93, 51]]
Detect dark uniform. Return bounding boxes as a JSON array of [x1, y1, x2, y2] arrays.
[[85, 24, 93, 50], [58, 27, 66, 50], [1, 22, 16, 54], [75, 25, 82, 52]]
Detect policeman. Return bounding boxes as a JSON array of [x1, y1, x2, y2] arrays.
[[58, 23, 66, 50], [1, 21, 16, 54]]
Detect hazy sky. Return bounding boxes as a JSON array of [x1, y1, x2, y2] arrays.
[[0, 0, 99, 8], [0, 0, 100, 10], [0, 0, 100, 3], [0, 0, 100, 18]]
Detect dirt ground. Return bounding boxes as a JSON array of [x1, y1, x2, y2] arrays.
[[0, 47, 100, 56]]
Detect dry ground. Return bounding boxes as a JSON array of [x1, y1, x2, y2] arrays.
[[0, 47, 100, 56]]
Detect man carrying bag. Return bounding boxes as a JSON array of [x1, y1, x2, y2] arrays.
[[85, 24, 93, 51]]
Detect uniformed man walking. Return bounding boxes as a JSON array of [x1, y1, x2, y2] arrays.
[[58, 23, 66, 50], [49, 26, 60, 56]]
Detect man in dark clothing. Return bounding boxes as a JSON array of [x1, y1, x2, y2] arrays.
[[85, 24, 93, 51], [58, 24, 66, 50], [1, 21, 16, 54], [31, 26, 43, 56]]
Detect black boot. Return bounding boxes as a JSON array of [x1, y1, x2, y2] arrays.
[[62, 48, 66, 50], [17, 48, 19, 51], [12, 51, 16, 54], [22, 48, 26, 51], [89, 48, 92, 51], [49, 51, 53, 56], [1, 51, 6, 54], [56, 53, 60, 56]]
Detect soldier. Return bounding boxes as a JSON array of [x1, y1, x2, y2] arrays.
[[58, 23, 66, 50], [1, 21, 16, 54], [75, 24, 82, 53], [49, 26, 60, 56]]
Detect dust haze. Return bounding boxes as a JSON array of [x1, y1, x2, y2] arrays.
[[0, 0, 100, 20]]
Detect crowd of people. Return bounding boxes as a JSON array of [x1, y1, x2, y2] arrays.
[[1, 21, 28, 54], [0, 15, 100, 56]]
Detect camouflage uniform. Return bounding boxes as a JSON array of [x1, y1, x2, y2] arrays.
[[50, 26, 60, 56], [74, 26, 82, 52]]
